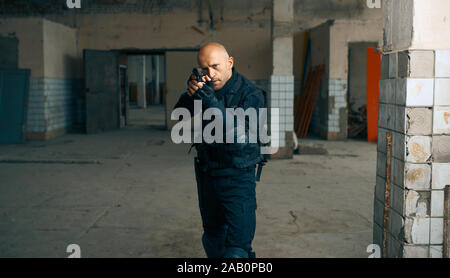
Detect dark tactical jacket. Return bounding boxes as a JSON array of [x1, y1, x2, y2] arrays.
[[174, 68, 266, 173]]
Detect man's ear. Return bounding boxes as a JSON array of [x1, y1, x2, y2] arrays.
[[228, 57, 234, 69]]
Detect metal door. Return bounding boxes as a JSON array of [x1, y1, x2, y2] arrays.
[[0, 69, 30, 144], [84, 50, 121, 133]]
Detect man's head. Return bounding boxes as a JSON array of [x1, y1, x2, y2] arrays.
[[197, 42, 234, 90]]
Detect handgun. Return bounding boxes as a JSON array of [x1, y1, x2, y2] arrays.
[[192, 67, 204, 82], [192, 67, 213, 89]]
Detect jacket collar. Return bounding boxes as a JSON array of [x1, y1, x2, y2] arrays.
[[215, 67, 239, 97]]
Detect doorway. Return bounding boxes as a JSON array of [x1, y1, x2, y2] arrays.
[[125, 52, 166, 129], [347, 42, 378, 139], [122, 49, 199, 130], [83, 48, 198, 131]]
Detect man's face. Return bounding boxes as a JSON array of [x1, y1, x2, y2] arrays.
[[198, 51, 234, 90]]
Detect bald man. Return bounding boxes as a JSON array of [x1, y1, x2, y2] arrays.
[[174, 43, 266, 258]]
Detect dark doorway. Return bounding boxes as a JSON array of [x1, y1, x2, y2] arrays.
[[0, 36, 18, 70], [347, 42, 378, 139]]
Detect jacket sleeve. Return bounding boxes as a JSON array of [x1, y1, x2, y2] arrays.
[[196, 84, 265, 149], [228, 88, 265, 149]]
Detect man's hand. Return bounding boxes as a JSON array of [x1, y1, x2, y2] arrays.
[[187, 74, 212, 97]]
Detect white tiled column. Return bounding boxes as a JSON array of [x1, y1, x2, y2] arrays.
[[374, 0, 450, 258], [270, 0, 294, 158], [269, 75, 294, 148], [328, 78, 347, 135]]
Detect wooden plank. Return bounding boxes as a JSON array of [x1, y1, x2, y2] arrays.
[[298, 70, 316, 137], [297, 68, 317, 137], [302, 65, 325, 138], [296, 65, 325, 138], [294, 70, 311, 122], [294, 70, 313, 135]]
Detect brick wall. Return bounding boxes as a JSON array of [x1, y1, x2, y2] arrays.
[[373, 49, 450, 258]]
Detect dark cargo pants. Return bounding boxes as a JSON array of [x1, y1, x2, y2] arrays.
[[194, 158, 257, 258]]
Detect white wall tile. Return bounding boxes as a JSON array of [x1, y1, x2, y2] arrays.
[[404, 163, 431, 190], [430, 218, 443, 244], [410, 217, 430, 244], [286, 109, 293, 117], [286, 122, 293, 132], [403, 245, 429, 258], [405, 107, 433, 135], [435, 50, 450, 78], [435, 79, 450, 105], [429, 246, 443, 258], [271, 82, 280, 91], [406, 79, 434, 107], [408, 50, 435, 78], [433, 106, 450, 134], [405, 136, 431, 163], [431, 190, 444, 217], [431, 163, 450, 189]]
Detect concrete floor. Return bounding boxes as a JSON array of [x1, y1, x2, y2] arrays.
[[0, 106, 377, 258]]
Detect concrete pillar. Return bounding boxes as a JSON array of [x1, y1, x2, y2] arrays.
[[270, 0, 295, 159], [137, 55, 146, 108], [152, 55, 161, 105], [374, 0, 450, 258]]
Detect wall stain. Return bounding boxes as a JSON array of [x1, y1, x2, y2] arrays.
[[406, 168, 424, 184], [409, 142, 428, 162]]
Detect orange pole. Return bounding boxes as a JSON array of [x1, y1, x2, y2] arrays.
[[366, 47, 381, 142]]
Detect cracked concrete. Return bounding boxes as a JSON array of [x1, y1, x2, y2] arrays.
[[0, 106, 377, 258]]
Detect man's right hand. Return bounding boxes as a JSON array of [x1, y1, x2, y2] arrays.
[[187, 74, 211, 97]]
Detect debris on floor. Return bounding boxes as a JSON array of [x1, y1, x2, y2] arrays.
[[348, 105, 367, 139]]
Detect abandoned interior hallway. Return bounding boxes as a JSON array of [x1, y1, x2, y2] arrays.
[[0, 107, 377, 258], [4, 0, 449, 259]]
